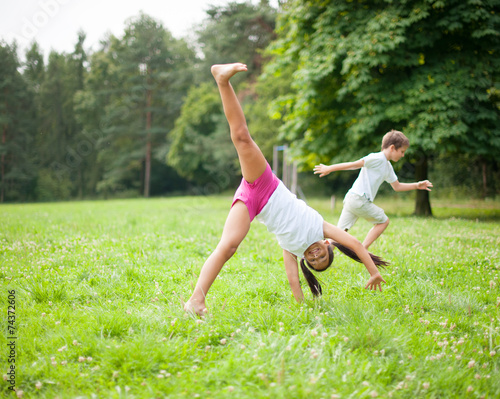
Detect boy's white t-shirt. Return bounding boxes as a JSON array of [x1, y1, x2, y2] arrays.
[[256, 181, 324, 258], [348, 152, 398, 201]]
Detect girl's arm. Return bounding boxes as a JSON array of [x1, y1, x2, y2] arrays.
[[323, 222, 386, 291], [283, 249, 304, 302], [314, 159, 365, 177], [391, 180, 433, 192]]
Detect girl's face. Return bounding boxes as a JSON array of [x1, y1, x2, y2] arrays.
[[304, 240, 331, 271]]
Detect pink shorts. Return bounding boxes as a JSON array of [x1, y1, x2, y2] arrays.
[[232, 163, 280, 221]]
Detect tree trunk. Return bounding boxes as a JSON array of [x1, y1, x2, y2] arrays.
[[482, 160, 487, 199], [144, 88, 152, 198], [414, 154, 432, 216]]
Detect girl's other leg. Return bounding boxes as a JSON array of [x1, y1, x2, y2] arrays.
[[184, 201, 250, 315], [211, 63, 267, 183]]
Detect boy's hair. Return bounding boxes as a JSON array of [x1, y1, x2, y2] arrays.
[[300, 242, 389, 297], [381, 130, 410, 150]]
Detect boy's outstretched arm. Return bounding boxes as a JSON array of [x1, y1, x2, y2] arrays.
[[314, 159, 364, 177], [391, 180, 433, 192]]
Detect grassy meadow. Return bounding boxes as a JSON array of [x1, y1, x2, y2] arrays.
[[1, 195, 500, 398]]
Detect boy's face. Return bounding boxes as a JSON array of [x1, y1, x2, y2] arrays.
[[389, 145, 408, 162]]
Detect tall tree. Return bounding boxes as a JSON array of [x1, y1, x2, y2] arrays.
[[88, 13, 195, 197], [0, 42, 37, 202], [73, 48, 112, 199], [35, 50, 76, 200], [24, 42, 45, 91], [66, 32, 89, 198], [30, 33, 89, 201], [264, 0, 500, 215]]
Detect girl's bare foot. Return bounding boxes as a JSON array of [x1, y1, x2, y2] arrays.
[[184, 298, 207, 317], [211, 63, 247, 84]]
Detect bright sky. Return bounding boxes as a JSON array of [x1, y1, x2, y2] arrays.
[[0, 0, 258, 57]]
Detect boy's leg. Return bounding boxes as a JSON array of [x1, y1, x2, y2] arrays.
[[337, 207, 358, 232], [362, 219, 390, 249], [337, 194, 359, 231], [211, 63, 267, 183], [185, 201, 250, 315], [342, 193, 389, 249]]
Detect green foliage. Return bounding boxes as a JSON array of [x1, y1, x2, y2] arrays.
[[262, 0, 500, 213], [0, 42, 38, 202], [196, 0, 277, 82], [3, 4, 281, 202], [430, 153, 500, 199], [261, 0, 500, 209], [246, 46, 299, 160], [35, 168, 72, 201], [168, 82, 238, 188], [75, 13, 196, 198], [3, 2, 500, 204], [24, 42, 45, 89], [1, 196, 500, 397], [167, 2, 278, 188], [32, 34, 90, 200], [267, 0, 500, 163]]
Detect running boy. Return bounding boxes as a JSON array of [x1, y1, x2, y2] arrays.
[[314, 130, 433, 249]]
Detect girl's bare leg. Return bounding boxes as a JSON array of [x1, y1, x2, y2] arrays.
[[211, 63, 267, 183], [185, 64, 267, 315], [184, 201, 250, 315]]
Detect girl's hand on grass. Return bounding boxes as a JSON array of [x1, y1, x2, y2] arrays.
[[365, 273, 386, 292], [184, 299, 207, 317]]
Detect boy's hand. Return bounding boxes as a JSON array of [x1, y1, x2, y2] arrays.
[[314, 164, 331, 177], [365, 272, 386, 292], [417, 180, 433, 191]]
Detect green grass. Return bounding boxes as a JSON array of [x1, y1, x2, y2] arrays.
[[1, 196, 499, 398]]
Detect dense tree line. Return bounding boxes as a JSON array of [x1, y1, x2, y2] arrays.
[[1, 0, 499, 215], [262, 0, 500, 214]]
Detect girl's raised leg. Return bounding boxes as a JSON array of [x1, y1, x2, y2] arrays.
[[211, 63, 267, 183], [185, 64, 265, 316]]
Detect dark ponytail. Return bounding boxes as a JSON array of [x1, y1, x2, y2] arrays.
[[330, 241, 389, 268], [300, 258, 323, 296], [299, 244, 334, 296]]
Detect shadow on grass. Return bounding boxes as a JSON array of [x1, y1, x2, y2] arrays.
[[382, 204, 500, 222], [431, 206, 500, 222]]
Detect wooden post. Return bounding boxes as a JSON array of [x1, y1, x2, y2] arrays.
[[144, 87, 152, 198], [272, 145, 278, 175], [282, 144, 288, 188], [291, 161, 297, 195]]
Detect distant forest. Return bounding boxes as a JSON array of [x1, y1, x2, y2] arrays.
[[1, 0, 499, 213]]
